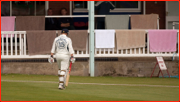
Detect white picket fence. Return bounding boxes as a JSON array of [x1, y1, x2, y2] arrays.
[[1, 30, 179, 59]]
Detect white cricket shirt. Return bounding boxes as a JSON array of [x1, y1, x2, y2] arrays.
[[51, 34, 74, 55]]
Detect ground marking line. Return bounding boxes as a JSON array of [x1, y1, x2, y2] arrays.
[[1, 80, 178, 88]]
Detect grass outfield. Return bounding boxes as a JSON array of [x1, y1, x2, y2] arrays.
[[1, 74, 179, 101]]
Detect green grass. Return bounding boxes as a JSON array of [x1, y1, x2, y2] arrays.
[[1, 74, 179, 101]]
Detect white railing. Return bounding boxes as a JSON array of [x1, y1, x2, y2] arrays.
[[1, 30, 179, 59], [172, 22, 179, 29], [1, 31, 26, 57], [1, 31, 89, 59], [95, 30, 179, 57]]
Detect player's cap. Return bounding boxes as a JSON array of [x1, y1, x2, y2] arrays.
[[61, 29, 69, 34]]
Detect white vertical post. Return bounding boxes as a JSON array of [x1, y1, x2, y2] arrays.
[[19, 33, 22, 55], [147, 33, 149, 54], [6, 34, 8, 55], [172, 22, 175, 29], [89, 1, 95, 77], [15, 33, 17, 55], [10, 33, 13, 55], [139, 48, 141, 54], [45, 1, 49, 15], [134, 48, 136, 54], [108, 49, 110, 54], [21, 37, 24, 55], [2, 34, 4, 55], [99, 49, 101, 54], [24, 33, 26, 55], [121, 49, 123, 54], [116, 49, 118, 54], [157, 18, 160, 29]]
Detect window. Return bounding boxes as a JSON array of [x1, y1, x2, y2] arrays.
[[12, 1, 35, 16], [73, 1, 88, 12], [1, 1, 10, 16], [73, 1, 141, 12], [110, 1, 138, 8], [36, 1, 45, 16], [74, 1, 87, 9], [1, 1, 46, 16]]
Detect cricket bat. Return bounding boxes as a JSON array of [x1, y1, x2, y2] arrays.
[[65, 62, 72, 87]]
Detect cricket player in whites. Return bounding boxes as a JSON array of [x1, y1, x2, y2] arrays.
[[49, 28, 75, 90]]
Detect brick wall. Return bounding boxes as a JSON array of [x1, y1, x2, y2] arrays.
[[49, 1, 70, 15], [146, 1, 166, 29], [2, 58, 178, 77]]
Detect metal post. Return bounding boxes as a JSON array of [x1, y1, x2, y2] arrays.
[[34, 1, 36, 16], [150, 62, 158, 78], [45, 1, 49, 15], [10, 1, 12, 16], [88, 1, 95, 77], [143, 1, 146, 15]]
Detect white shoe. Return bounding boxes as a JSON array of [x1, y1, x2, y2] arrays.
[[58, 85, 65, 90]]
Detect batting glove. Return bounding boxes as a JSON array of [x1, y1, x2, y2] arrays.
[[70, 56, 76, 63], [48, 55, 54, 64]]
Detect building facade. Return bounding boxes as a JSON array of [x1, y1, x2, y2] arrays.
[[1, 1, 179, 29]]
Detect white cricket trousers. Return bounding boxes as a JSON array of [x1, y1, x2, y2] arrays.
[[56, 53, 70, 86]]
